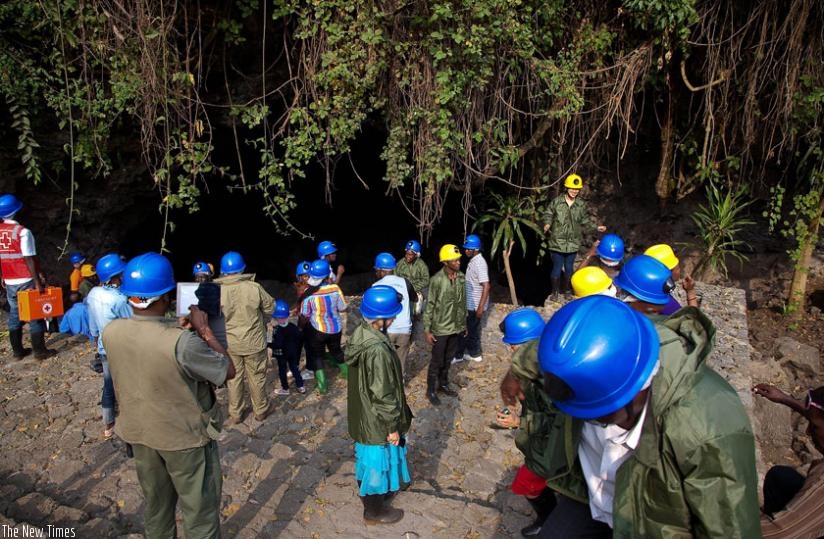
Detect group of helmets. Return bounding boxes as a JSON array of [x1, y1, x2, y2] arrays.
[[438, 234, 482, 263]]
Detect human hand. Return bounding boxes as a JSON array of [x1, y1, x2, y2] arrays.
[[596, 225, 607, 233], [500, 369, 525, 406], [752, 383, 789, 404], [425, 332, 436, 345], [543, 223, 550, 234], [387, 431, 400, 446], [682, 275, 695, 293], [495, 408, 520, 429], [475, 308, 484, 320], [186, 305, 210, 333]]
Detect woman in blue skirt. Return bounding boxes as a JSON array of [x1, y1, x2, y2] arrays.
[[346, 285, 413, 525]]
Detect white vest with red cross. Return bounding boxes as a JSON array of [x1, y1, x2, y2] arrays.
[[0, 222, 33, 281]]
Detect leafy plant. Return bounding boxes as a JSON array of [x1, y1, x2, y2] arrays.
[[690, 177, 754, 279], [474, 192, 544, 304]]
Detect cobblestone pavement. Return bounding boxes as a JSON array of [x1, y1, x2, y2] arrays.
[[0, 286, 755, 537]]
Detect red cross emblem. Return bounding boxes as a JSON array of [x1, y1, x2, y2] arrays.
[[0, 230, 11, 250]]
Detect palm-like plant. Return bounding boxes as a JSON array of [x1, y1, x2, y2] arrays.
[[474, 192, 544, 304]]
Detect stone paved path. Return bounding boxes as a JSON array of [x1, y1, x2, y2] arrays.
[[0, 285, 755, 537]]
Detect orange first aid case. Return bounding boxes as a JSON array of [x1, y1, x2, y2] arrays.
[[17, 287, 64, 321]]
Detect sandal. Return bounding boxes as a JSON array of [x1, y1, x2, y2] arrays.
[[103, 425, 115, 439]]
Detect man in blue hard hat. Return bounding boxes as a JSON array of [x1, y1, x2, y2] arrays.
[[395, 240, 430, 307], [0, 194, 55, 359], [103, 252, 235, 539], [453, 234, 490, 364], [534, 296, 759, 538], [373, 252, 416, 375]]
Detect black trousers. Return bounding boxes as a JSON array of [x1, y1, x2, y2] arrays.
[[537, 495, 612, 539], [427, 333, 459, 389], [305, 325, 344, 369], [763, 464, 805, 515]]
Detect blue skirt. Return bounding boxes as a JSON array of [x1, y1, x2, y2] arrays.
[[354, 441, 411, 496]]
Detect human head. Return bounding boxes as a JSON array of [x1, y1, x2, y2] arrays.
[[613, 255, 674, 313], [499, 308, 544, 346], [571, 267, 616, 298], [192, 261, 213, 283], [645, 244, 681, 280], [0, 194, 23, 219], [439, 244, 461, 273], [374, 252, 396, 278], [564, 173, 583, 198], [360, 285, 403, 330], [404, 240, 421, 263], [295, 260, 311, 282], [220, 251, 246, 275], [463, 234, 482, 257], [317, 240, 337, 259], [69, 251, 86, 268], [272, 299, 290, 323], [96, 253, 127, 285], [596, 234, 624, 266], [120, 252, 176, 312], [308, 259, 331, 286], [538, 296, 660, 425]]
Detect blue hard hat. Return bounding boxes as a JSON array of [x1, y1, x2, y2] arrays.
[[120, 253, 176, 297], [374, 252, 397, 270], [360, 285, 403, 319], [596, 234, 625, 263], [500, 308, 545, 345], [309, 259, 331, 279], [69, 251, 85, 265], [96, 253, 127, 283], [220, 251, 246, 275], [272, 299, 290, 319], [192, 261, 212, 277], [0, 194, 23, 219], [405, 240, 421, 254], [613, 255, 674, 305], [295, 260, 311, 277], [538, 295, 660, 420], [463, 234, 482, 250], [317, 240, 337, 257]]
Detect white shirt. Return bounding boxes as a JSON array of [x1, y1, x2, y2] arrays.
[[374, 274, 412, 335], [465, 253, 489, 311], [2, 219, 36, 285], [578, 399, 649, 527]]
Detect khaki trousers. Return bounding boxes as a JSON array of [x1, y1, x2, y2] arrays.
[[227, 349, 269, 418], [133, 441, 222, 539]]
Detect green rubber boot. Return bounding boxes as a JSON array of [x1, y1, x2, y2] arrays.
[[315, 369, 328, 395], [337, 362, 348, 380]]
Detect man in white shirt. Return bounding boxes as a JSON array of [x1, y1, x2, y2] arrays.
[[453, 234, 490, 363], [373, 253, 415, 376], [0, 194, 55, 359]]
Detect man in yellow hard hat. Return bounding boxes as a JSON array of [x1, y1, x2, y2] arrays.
[[422, 244, 467, 406]]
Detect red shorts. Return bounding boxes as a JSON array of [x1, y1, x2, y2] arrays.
[[511, 464, 547, 497]]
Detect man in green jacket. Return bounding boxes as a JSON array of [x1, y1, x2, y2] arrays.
[[536, 296, 760, 538], [395, 239, 430, 304], [215, 251, 275, 424], [422, 244, 466, 406], [346, 285, 413, 525], [542, 173, 605, 300]]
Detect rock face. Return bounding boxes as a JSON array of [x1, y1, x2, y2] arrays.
[[0, 282, 767, 537]]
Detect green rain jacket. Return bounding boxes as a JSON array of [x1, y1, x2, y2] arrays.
[[345, 321, 413, 445], [543, 194, 598, 253], [423, 267, 467, 336], [542, 308, 761, 537], [395, 257, 430, 295], [510, 339, 559, 480]]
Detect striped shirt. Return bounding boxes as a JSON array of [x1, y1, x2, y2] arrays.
[[300, 284, 347, 334], [465, 253, 489, 310], [762, 460, 824, 539]]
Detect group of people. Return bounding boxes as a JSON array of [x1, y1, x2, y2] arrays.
[[2, 179, 822, 538]]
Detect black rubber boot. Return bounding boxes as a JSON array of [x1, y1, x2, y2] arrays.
[[361, 494, 403, 525], [31, 332, 56, 360], [438, 384, 458, 397], [550, 278, 561, 301], [427, 376, 441, 406], [521, 489, 557, 538], [562, 274, 573, 299], [8, 329, 30, 359]]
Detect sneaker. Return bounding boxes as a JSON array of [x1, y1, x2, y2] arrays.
[[297, 387, 306, 394], [464, 354, 483, 363], [274, 388, 290, 396], [301, 371, 315, 380], [450, 356, 465, 365]]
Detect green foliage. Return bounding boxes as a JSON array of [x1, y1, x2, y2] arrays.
[[474, 192, 543, 261], [691, 177, 755, 279]]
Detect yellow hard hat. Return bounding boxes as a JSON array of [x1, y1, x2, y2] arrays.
[[80, 263, 97, 277], [439, 244, 461, 262], [564, 174, 584, 189], [571, 267, 613, 298], [644, 244, 679, 270]]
